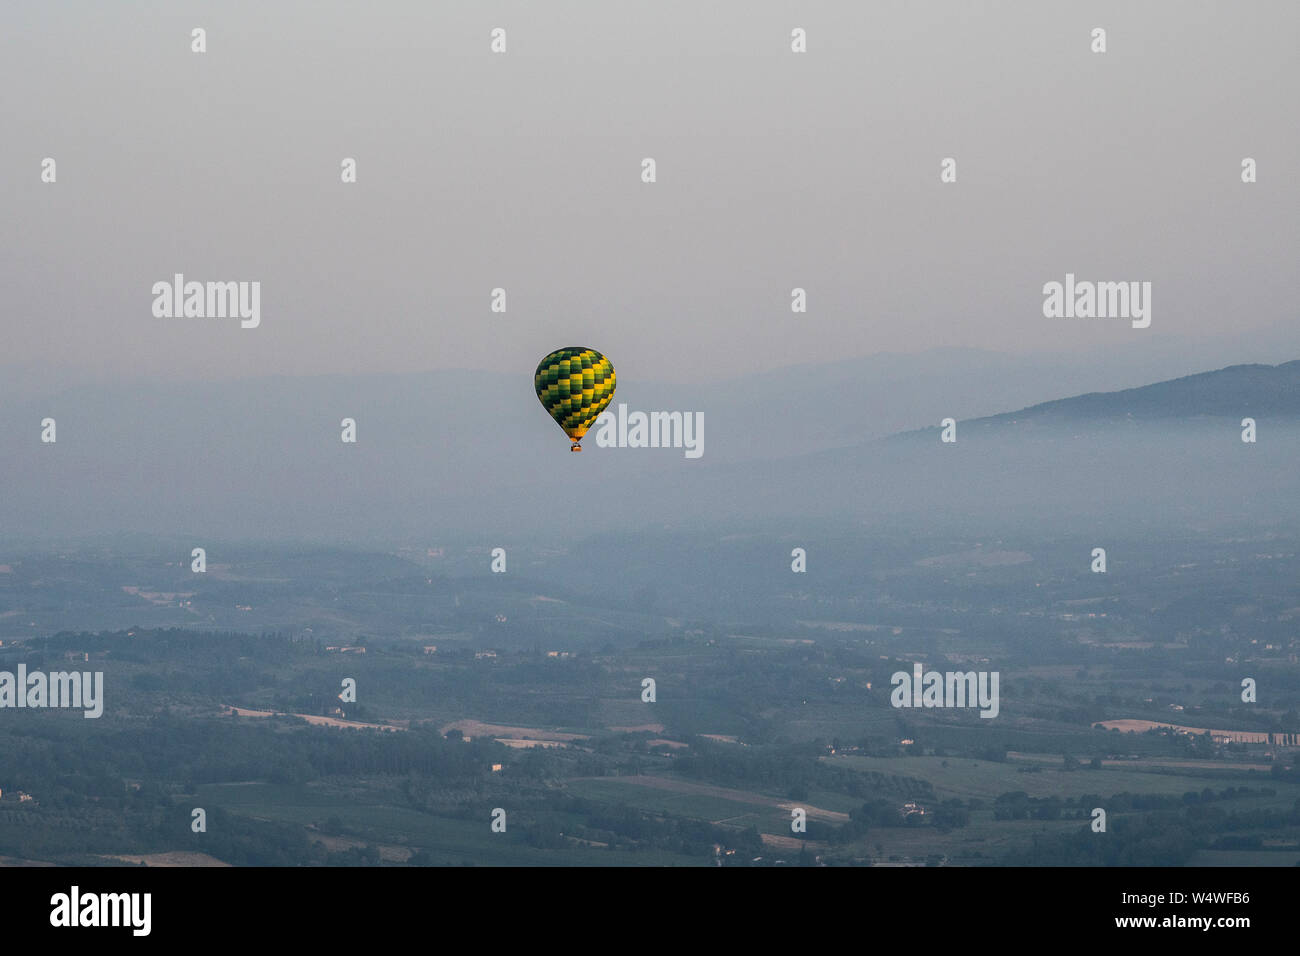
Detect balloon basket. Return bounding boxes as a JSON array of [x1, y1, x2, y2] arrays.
[[570, 442, 582, 452]]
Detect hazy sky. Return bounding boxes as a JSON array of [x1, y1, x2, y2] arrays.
[[2, 1, 1296, 386]]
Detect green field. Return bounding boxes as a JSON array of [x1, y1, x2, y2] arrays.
[[564, 778, 782, 831], [196, 782, 707, 866], [823, 754, 1300, 805], [1191, 849, 1300, 867]]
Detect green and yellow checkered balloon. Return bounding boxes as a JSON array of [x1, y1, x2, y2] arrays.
[[534, 347, 617, 452]]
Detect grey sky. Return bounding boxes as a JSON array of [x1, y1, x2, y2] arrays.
[[2, 0, 1296, 387]]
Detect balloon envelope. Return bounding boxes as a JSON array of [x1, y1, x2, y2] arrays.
[[534, 347, 616, 449]]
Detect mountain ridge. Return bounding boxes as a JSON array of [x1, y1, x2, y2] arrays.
[[881, 360, 1300, 441]]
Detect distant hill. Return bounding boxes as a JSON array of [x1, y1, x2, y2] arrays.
[[969, 361, 1300, 427], [746, 359, 1300, 539]]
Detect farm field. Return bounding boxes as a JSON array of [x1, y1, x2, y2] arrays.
[[195, 782, 706, 867], [823, 754, 1300, 805]]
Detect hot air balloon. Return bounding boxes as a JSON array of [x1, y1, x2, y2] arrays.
[[534, 347, 616, 452]]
